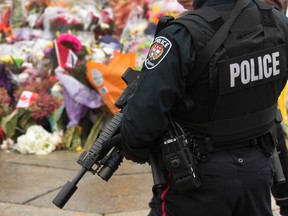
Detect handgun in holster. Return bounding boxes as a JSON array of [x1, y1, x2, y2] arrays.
[[271, 110, 286, 184], [261, 109, 286, 184]]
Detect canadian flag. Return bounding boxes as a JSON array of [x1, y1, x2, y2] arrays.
[[54, 40, 78, 69], [16, 91, 38, 108]]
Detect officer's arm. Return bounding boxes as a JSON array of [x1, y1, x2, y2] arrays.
[[119, 25, 195, 162]]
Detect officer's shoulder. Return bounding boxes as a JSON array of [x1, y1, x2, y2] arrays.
[[156, 19, 189, 38], [273, 8, 288, 18], [271, 8, 288, 26]]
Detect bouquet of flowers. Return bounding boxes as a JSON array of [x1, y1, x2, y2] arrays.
[[13, 124, 62, 155], [1, 74, 62, 136], [50, 15, 84, 33], [51, 33, 106, 152], [0, 4, 14, 43], [108, 0, 149, 38], [56, 69, 104, 151]]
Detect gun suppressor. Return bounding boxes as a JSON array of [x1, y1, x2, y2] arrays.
[[52, 181, 78, 208], [52, 168, 86, 208]]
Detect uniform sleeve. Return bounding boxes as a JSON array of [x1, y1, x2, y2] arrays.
[[120, 25, 196, 162]]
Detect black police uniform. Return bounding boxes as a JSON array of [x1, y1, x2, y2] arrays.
[[260, 1, 288, 215], [119, 0, 288, 215], [272, 124, 288, 216]]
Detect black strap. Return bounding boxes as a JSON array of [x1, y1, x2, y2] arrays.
[[188, 0, 251, 86], [154, 15, 175, 37]]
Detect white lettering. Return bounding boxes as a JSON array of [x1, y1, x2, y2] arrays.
[[250, 59, 258, 82], [258, 56, 263, 79], [155, 38, 169, 48], [272, 52, 280, 75], [241, 60, 250, 85], [230, 63, 240, 87], [229, 51, 281, 88], [263, 54, 272, 78]]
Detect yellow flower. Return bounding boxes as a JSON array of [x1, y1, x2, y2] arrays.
[[85, 46, 92, 55], [0, 56, 13, 64], [76, 146, 83, 154], [45, 42, 54, 49]]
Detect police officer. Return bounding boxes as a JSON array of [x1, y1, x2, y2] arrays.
[[109, 0, 288, 215], [146, 0, 288, 215], [273, 123, 288, 216], [259, 1, 288, 216]]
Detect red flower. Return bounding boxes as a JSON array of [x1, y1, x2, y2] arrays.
[[57, 33, 82, 53]]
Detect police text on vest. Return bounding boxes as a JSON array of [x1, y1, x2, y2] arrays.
[[218, 45, 285, 95], [230, 52, 280, 88]]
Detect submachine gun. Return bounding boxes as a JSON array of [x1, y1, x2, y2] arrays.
[[52, 67, 139, 209]]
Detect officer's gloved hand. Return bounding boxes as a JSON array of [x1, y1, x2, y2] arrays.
[[121, 140, 148, 164], [107, 133, 148, 164], [123, 152, 148, 164], [99, 133, 122, 159]]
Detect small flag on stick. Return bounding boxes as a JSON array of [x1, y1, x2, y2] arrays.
[[54, 40, 78, 69], [16, 90, 38, 108]]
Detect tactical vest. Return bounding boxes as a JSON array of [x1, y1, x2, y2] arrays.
[[172, 0, 288, 146]]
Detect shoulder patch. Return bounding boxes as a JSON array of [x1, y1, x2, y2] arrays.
[[145, 36, 172, 70]]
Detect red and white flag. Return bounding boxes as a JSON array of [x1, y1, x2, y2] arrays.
[[54, 40, 78, 69], [16, 91, 38, 108]]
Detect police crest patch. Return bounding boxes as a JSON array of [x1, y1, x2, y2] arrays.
[[145, 36, 172, 70]]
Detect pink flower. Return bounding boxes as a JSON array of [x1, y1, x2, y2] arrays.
[[30, 93, 62, 121], [57, 33, 82, 53]]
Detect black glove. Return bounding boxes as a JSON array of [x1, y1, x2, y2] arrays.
[[120, 141, 149, 164], [105, 133, 148, 164], [124, 153, 147, 164], [98, 133, 122, 159]]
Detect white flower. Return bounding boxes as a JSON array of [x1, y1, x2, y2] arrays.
[[14, 125, 60, 155], [22, 62, 33, 68], [54, 66, 66, 74], [36, 141, 56, 155], [51, 83, 63, 94], [0, 138, 15, 152], [50, 130, 63, 147], [17, 73, 30, 84]]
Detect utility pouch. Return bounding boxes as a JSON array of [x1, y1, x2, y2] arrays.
[[161, 119, 201, 192]]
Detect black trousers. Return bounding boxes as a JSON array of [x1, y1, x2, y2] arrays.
[[271, 124, 288, 216], [149, 146, 273, 216]]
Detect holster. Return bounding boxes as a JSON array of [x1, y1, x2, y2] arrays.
[[259, 109, 283, 155], [259, 110, 286, 184]]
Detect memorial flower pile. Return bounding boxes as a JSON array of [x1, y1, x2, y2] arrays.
[[0, 0, 186, 155]]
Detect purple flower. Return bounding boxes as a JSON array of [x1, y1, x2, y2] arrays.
[[0, 64, 12, 96]]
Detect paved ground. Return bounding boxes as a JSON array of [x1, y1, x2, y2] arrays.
[[0, 149, 282, 216]]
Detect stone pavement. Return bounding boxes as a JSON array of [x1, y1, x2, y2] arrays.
[[0, 150, 152, 216], [0, 150, 282, 216]]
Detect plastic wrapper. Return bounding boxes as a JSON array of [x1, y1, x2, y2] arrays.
[[56, 72, 103, 127], [86, 52, 136, 114], [56, 71, 104, 151], [120, 5, 148, 53]]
